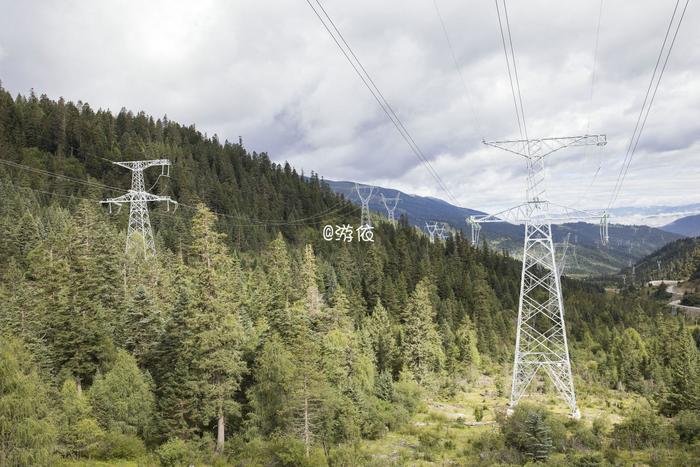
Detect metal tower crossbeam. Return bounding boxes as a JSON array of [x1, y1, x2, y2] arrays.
[[482, 135, 606, 160], [484, 135, 606, 203], [102, 159, 176, 258]]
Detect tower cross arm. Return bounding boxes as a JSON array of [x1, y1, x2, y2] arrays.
[[114, 159, 171, 171], [469, 201, 609, 225], [483, 134, 606, 159], [101, 192, 178, 210]]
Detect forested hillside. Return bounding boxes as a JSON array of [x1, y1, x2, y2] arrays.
[[328, 181, 682, 277], [1, 89, 699, 465], [627, 236, 700, 283]]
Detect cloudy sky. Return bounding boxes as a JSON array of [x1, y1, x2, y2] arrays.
[[0, 0, 698, 214]]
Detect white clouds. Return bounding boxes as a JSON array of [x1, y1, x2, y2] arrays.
[[0, 0, 698, 213]]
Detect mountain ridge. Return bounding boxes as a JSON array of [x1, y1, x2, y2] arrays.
[[325, 179, 683, 276]]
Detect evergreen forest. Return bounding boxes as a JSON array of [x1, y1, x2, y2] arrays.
[[1, 89, 699, 466]]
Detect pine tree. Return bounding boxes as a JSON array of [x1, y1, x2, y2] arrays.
[[123, 285, 163, 366], [0, 337, 57, 466], [247, 334, 296, 436], [188, 204, 247, 454], [88, 349, 156, 438], [58, 378, 105, 458], [152, 262, 199, 441], [612, 328, 648, 391], [400, 278, 445, 382], [661, 324, 700, 416], [366, 301, 395, 374], [454, 315, 481, 369], [523, 411, 553, 462]]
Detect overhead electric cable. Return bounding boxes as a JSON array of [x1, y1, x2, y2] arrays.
[[0, 158, 356, 227], [431, 0, 483, 139], [305, 0, 462, 206], [607, 0, 689, 209], [494, 0, 525, 145], [0, 158, 127, 193], [577, 0, 605, 206], [503, 1, 529, 147]]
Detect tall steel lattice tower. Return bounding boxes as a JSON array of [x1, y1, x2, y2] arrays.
[[380, 193, 401, 226], [355, 183, 374, 227], [102, 159, 177, 258], [468, 135, 610, 419], [425, 221, 438, 243]]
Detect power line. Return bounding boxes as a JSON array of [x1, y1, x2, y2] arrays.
[[503, 1, 529, 147], [0, 158, 127, 193], [576, 0, 605, 206], [0, 158, 356, 227], [608, 0, 689, 209], [494, 0, 527, 147], [430, 0, 483, 139], [305, 0, 462, 206]]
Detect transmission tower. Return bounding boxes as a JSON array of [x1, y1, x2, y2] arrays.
[[468, 135, 609, 419], [355, 183, 374, 228], [436, 222, 448, 241], [102, 159, 177, 258], [425, 221, 439, 243], [556, 233, 572, 280], [468, 217, 482, 245], [380, 192, 401, 226]]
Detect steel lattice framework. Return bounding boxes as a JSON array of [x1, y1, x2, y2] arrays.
[[425, 221, 438, 243], [469, 135, 609, 418], [102, 159, 177, 258], [380, 193, 401, 226], [355, 183, 374, 228]]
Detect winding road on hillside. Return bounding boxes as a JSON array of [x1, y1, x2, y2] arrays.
[[648, 280, 700, 322]]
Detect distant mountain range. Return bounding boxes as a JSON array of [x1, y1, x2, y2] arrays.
[[661, 214, 700, 237], [326, 179, 683, 276], [608, 203, 700, 227]]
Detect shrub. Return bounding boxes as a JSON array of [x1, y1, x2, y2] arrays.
[[95, 430, 146, 460], [674, 410, 700, 443], [392, 373, 423, 415], [567, 420, 600, 450], [157, 438, 198, 467], [474, 405, 485, 422], [266, 436, 326, 467], [591, 415, 610, 437], [571, 452, 604, 467], [611, 408, 676, 449], [328, 443, 370, 466]]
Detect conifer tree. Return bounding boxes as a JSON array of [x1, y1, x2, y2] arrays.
[[89, 349, 156, 438], [366, 301, 395, 373], [661, 324, 700, 416], [400, 278, 445, 381], [523, 411, 552, 462], [58, 378, 105, 458], [188, 204, 246, 454], [612, 328, 648, 391], [247, 334, 296, 436], [0, 337, 57, 466], [153, 262, 199, 441]]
